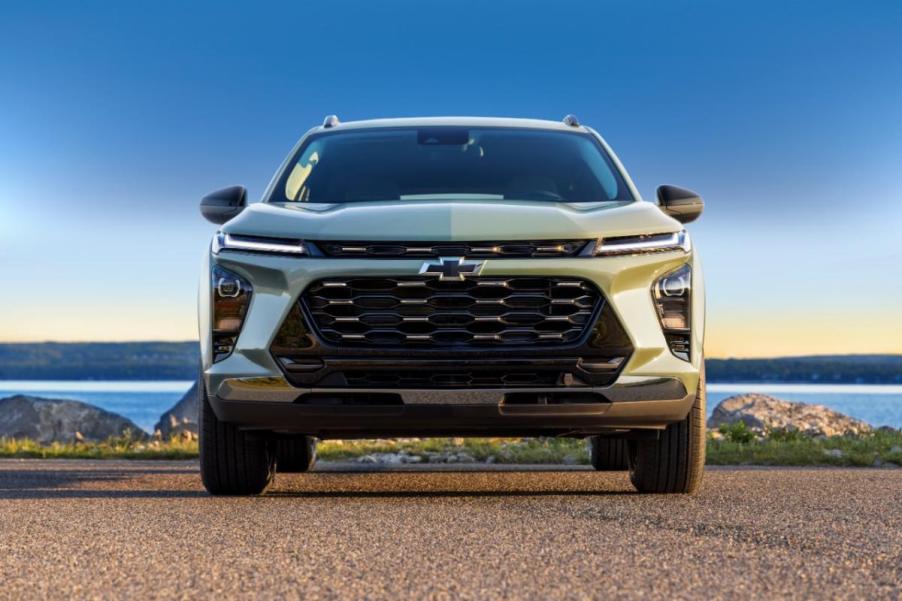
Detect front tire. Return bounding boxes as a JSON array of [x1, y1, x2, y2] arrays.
[[275, 436, 317, 473], [588, 437, 629, 470], [199, 376, 275, 495], [627, 367, 706, 494]]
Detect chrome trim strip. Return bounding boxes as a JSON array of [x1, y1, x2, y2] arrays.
[[215, 376, 300, 402], [317, 240, 591, 258]]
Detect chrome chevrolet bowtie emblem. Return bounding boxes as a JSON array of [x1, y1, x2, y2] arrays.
[[419, 257, 484, 281]]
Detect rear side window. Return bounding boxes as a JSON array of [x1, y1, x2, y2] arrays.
[[271, 127, 634, 203]]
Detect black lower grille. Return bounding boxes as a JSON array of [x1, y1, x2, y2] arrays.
[[301, 276, 602, 347], [336, 369, 564, 388]]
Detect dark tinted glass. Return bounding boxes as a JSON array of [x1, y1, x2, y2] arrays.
[[271, 127, 634, 203]]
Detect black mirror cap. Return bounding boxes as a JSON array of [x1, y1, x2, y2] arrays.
[[200, 186, 247, 225], [656, 185, 703, 224]]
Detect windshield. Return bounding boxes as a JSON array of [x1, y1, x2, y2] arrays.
[[269, 127, 634, 203]]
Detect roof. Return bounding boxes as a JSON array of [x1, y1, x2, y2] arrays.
[[314, 116, 589, 133]]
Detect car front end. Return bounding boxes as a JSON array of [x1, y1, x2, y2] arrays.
[[197, 116, 707, 495]]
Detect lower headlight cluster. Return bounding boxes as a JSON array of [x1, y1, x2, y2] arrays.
[[652, 263, 691, 361], [211, 265, 252, 362]]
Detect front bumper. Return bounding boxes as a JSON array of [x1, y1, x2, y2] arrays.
[[209, 375, 693, 437], [199, 248, 705, 435]]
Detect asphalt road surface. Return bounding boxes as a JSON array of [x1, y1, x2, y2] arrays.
[[0, 460, 899, 600]]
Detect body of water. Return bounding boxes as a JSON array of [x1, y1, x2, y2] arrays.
[[707, 384, 902, 429], [1, 381, 901, 433], [0, 381, 193, 433]]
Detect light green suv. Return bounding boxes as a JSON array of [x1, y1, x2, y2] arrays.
[[198, 115, 706, 495]]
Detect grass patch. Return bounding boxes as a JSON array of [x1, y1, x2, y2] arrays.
[[0, 435, 199, 460], [2, 432, 900, 466], [706, 429, 902, 467]]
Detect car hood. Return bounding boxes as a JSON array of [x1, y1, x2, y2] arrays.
[[221, 199, 681, 241]]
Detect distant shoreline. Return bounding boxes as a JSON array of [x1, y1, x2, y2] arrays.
[[1, 342, 900, 384]]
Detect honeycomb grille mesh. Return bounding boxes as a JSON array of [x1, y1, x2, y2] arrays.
[[302, 276, 601, 347]]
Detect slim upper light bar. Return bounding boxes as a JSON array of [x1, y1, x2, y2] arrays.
[[595, 230, 690, 256], [213, 232, 308, 256]]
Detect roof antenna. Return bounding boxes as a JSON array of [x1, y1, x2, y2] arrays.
[[322, 114, 340, 128], [562, 114, 580, 127]]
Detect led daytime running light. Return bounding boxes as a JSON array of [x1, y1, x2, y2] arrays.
[[596, 230, 690, 256], [213, 232, 307, 255]]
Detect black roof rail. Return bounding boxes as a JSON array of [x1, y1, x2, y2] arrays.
[[322, 114, 340, 128]]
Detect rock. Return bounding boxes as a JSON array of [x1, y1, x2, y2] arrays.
[[354, 452, 422, 464], [179, 429, 197, 442], [0, 395, 147, 443], [823, 448, 844, 458], [426, 451, 476, 463], [889, 446, 902, 455], [154, 382, 198, 439], [707, 394, 871, 438], [378, 453, 404, 465]]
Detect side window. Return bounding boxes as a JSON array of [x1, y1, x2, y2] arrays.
[[284, 141, 322, 201]]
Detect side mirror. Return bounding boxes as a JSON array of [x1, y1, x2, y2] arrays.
[[656, 185, 704, 224], [200, 186, 247, 225]]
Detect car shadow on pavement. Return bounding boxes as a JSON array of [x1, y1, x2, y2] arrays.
[[266, 465, 635, 497], [0, 466, 206, 499], [0, 463, 635, 499], [266, 489, 634, 498], [0, 489, 206, 499]]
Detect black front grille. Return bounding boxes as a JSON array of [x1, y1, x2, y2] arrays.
[[338, 369, 564, 388], [301, 276, 601, 347], [314, 240, 590, 258]]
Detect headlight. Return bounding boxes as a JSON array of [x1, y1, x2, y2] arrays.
[[595, 230, 690, 256], [652, 263, 691, 361], [211, 265, 252, 362], [212, 232, 308, 256]]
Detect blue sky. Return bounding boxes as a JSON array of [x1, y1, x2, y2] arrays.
[[1, 0, 900, 357]]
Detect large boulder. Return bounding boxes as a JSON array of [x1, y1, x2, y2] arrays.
[[0, 395, 147, 443], [708, 394, 872, 437], [154, 382, 199, 439]]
